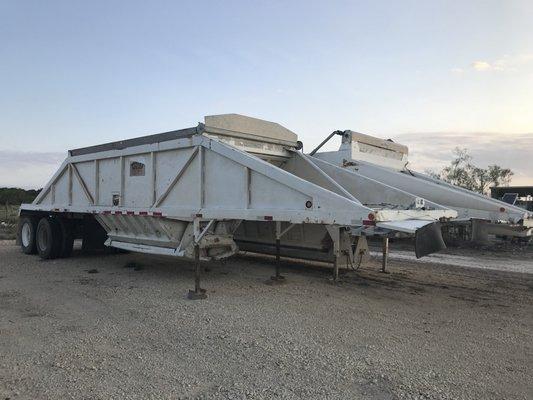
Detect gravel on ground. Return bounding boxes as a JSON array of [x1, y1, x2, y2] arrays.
[[1, 240, 532, 400]]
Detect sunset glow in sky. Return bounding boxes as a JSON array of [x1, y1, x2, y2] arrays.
[[0, 0, 532, 188]]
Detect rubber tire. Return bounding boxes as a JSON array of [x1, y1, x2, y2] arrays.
[[19, 216, 38, 254], [58, 218, 74, 258], [36, 217, 62, 259]]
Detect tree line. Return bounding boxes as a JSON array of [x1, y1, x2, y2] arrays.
[[0, 187, 42, 205], [427, 148, 513, 194]]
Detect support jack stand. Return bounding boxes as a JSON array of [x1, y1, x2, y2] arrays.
[[330, 255, 341, 284], [380, 237, 390, 274], [265, 239, 286, 285], [187, 244, 208, 300]]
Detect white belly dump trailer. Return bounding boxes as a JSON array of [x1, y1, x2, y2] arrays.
[[312, 130, 533, 243], [18, 114, 456, 299]]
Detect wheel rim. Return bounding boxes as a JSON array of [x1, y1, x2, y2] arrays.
[[37, 225, 48, 252], [21, 222, 31, 247]]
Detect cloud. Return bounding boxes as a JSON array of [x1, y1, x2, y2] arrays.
[[0, 150, 64, 189], [453, 53, 533, 74], [493, 54, 533, 71], [392, 132, 533, 186], [472, 61, 491, 71]]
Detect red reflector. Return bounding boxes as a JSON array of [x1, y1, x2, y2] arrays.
[[499, 207, 506, 212], [264, 216, 273, 221], [367, 213, 375, 221], [363, 220, 375, 226], [139, 211, 148, 216], [114, 211, 122, 215], [152, 211, 162, 217], [126, 211, 135, 215], [102, 211, 111, 215]]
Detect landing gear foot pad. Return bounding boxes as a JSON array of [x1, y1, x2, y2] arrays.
[[265, 276, 286, 285], [187, 289, 207, 300]]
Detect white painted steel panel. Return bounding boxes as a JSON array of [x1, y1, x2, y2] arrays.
[[204, 150, 247, 209], [53, 169, 69, 206], [155, 148, 195, 199], [160, 153, 201, 209], [249, 172, 311, 211], [124, 153, 152, 207], [376, 220, 434, 234], [73, 161, 95, 205], [98, 158, 121, 206]]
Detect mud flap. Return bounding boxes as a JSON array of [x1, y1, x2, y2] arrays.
[[415, 221, 446, 258]]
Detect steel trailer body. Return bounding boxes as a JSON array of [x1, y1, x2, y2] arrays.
[[313, 130, 532, 241], [19, 115, 456, 284]]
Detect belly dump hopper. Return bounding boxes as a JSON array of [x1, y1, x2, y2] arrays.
[[312, 130, 533, 243], [19, 114, 456, 298]]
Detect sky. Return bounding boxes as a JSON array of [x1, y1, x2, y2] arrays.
[[0, 0, 532, 188]]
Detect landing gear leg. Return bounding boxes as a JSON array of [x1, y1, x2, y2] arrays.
[[266, 238, 286, 285], [187, 244, 207, 300], [333, 254, 339, 282], [380, 237, 389, 274], [325, 225, 343, 283]]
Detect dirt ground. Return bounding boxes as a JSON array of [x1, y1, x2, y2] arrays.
[[0, 240, 532, 400]]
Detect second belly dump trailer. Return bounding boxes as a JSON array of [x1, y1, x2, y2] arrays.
[[311, 130, 533, 242], [18, 114, 456, 299]]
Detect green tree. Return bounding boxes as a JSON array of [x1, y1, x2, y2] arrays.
[[430, 148, 513, 194], [0, 187, 41, 205]]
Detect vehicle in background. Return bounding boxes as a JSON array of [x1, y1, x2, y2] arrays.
[[491, 186, 533, 212]]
